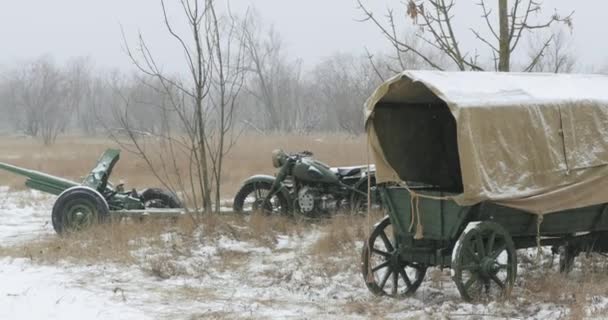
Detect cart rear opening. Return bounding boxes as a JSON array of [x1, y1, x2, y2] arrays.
[[372, 102, 463, 193]]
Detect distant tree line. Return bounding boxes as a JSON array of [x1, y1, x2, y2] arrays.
[[0, 1, 581, 145], [0, 53, 392, 143]]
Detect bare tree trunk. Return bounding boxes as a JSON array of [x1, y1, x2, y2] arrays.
[[498, 0, 510, 72]]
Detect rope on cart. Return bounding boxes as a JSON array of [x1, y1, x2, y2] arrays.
[[399, 182, 451, 240], [536, 214, 544, 263], [365, 134, 374, 283]]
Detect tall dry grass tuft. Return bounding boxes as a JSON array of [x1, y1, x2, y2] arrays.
[[519, 253, 608, 319], [311, 215, 364, 256], [0, 219, 173, 264], [308, 213, 379, 276]]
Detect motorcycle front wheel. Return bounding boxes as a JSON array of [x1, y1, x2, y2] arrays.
[[232, 181, 290, 215]]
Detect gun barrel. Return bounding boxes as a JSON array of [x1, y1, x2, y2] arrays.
[[0, 162, 38, 178], [0, 161, 79, 195]]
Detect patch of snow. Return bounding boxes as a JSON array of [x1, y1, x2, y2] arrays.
[[0, 187, 605, 319], [0, 189, 55, 245], [0, 258, 148, 319]]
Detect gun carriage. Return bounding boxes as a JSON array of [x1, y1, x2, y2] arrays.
[[0, 149, 182, 234]]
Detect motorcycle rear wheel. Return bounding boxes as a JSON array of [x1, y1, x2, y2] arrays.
[[233, 181, 290, 215]]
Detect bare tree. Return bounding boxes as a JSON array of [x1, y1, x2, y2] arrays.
[[241, 14, 315, 132], [61, 57, 104, 136], [7, 57, 77, 144], [117, 0, 248, 213], [357, 0, 573, 72], [527, 28, 576, 73], [311, 53, 380, 133]]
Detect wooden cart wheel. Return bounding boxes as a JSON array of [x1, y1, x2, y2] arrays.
[[452, 221, 517, 302], [361, 216, 427, 297]]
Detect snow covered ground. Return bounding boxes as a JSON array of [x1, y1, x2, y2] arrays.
[[0, 187, 606, 319]]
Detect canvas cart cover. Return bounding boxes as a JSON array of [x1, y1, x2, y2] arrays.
[[365, 71, 608, 214]]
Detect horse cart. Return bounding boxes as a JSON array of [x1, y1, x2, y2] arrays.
[[0, 149, 182, 234], [361, 71, 608, 302]]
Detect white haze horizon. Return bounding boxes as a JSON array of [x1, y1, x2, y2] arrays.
[[0, 0, 604, 73]]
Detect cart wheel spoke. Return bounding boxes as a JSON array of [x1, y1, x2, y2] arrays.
[[466, 245, 480, 262], [379, 268, 392, 289], [496, 263, 510, 270], [372, 260, 391, 273], [490, 274, 505, 289], [487, 232, 496, 256], [490, 243, 507, 259], [379, 231, 394, 252], [372, 248, 391, 258], [460, 263, 479, 271], [475, 234, 485, 260], [391, 271, 398, 296], [399, 268, 412, 287], [463, 274, 478, 291]]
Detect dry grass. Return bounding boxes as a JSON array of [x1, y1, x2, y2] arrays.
[[191, 212, 304, 248], [0, 219, 180, 264], [519, 253, 608, 319], [309, 211, 384, 276], [0, 133, 367, 197], [311, 211, 384, 256], [0, 211, 311, 270]]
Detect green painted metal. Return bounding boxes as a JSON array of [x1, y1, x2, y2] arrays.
[[0, 161, 78, 195], [379, 184, 608, 268], [381, 186, 472, 241], [478, 202, 608, 237], [0, 149, 121, 197], [0, 148, 144, 211], [82, 148, 121, 192], [108, 193, 144, 211], [293, 158, 340, 184]]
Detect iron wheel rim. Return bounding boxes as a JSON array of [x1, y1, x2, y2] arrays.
[[362, 216, 427, 297]]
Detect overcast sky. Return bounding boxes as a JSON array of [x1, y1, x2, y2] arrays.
[[0, 1, 602, 72]]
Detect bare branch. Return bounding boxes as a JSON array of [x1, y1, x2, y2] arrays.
[[356, 0, 444, 70], [524, 35, 553, 72]]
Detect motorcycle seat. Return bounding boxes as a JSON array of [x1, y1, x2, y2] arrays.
[[332, 166, 363, 177]]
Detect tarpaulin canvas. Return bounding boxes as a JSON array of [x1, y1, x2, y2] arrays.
[[365, 71, 608, 214]]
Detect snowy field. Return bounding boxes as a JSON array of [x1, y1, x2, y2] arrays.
[[0, 187, 607, 319]]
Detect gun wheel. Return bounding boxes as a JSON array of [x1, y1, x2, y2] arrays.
[[52, 187, 109, 234], [141, 188, 183, 209], [452, 221, 517, 302], [361, 216, 427, 297]]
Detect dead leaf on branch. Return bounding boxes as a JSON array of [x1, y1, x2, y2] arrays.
[[407, 0, 419, 22]]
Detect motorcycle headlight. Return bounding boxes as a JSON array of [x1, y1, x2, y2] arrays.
[[272, 149, 286, 168]]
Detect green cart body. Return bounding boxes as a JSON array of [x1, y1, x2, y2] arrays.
[[381, 186, 608, 265], [361, 71, 608, 302]]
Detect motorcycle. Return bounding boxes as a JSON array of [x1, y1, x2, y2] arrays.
[[233, 149, 379, 217]]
